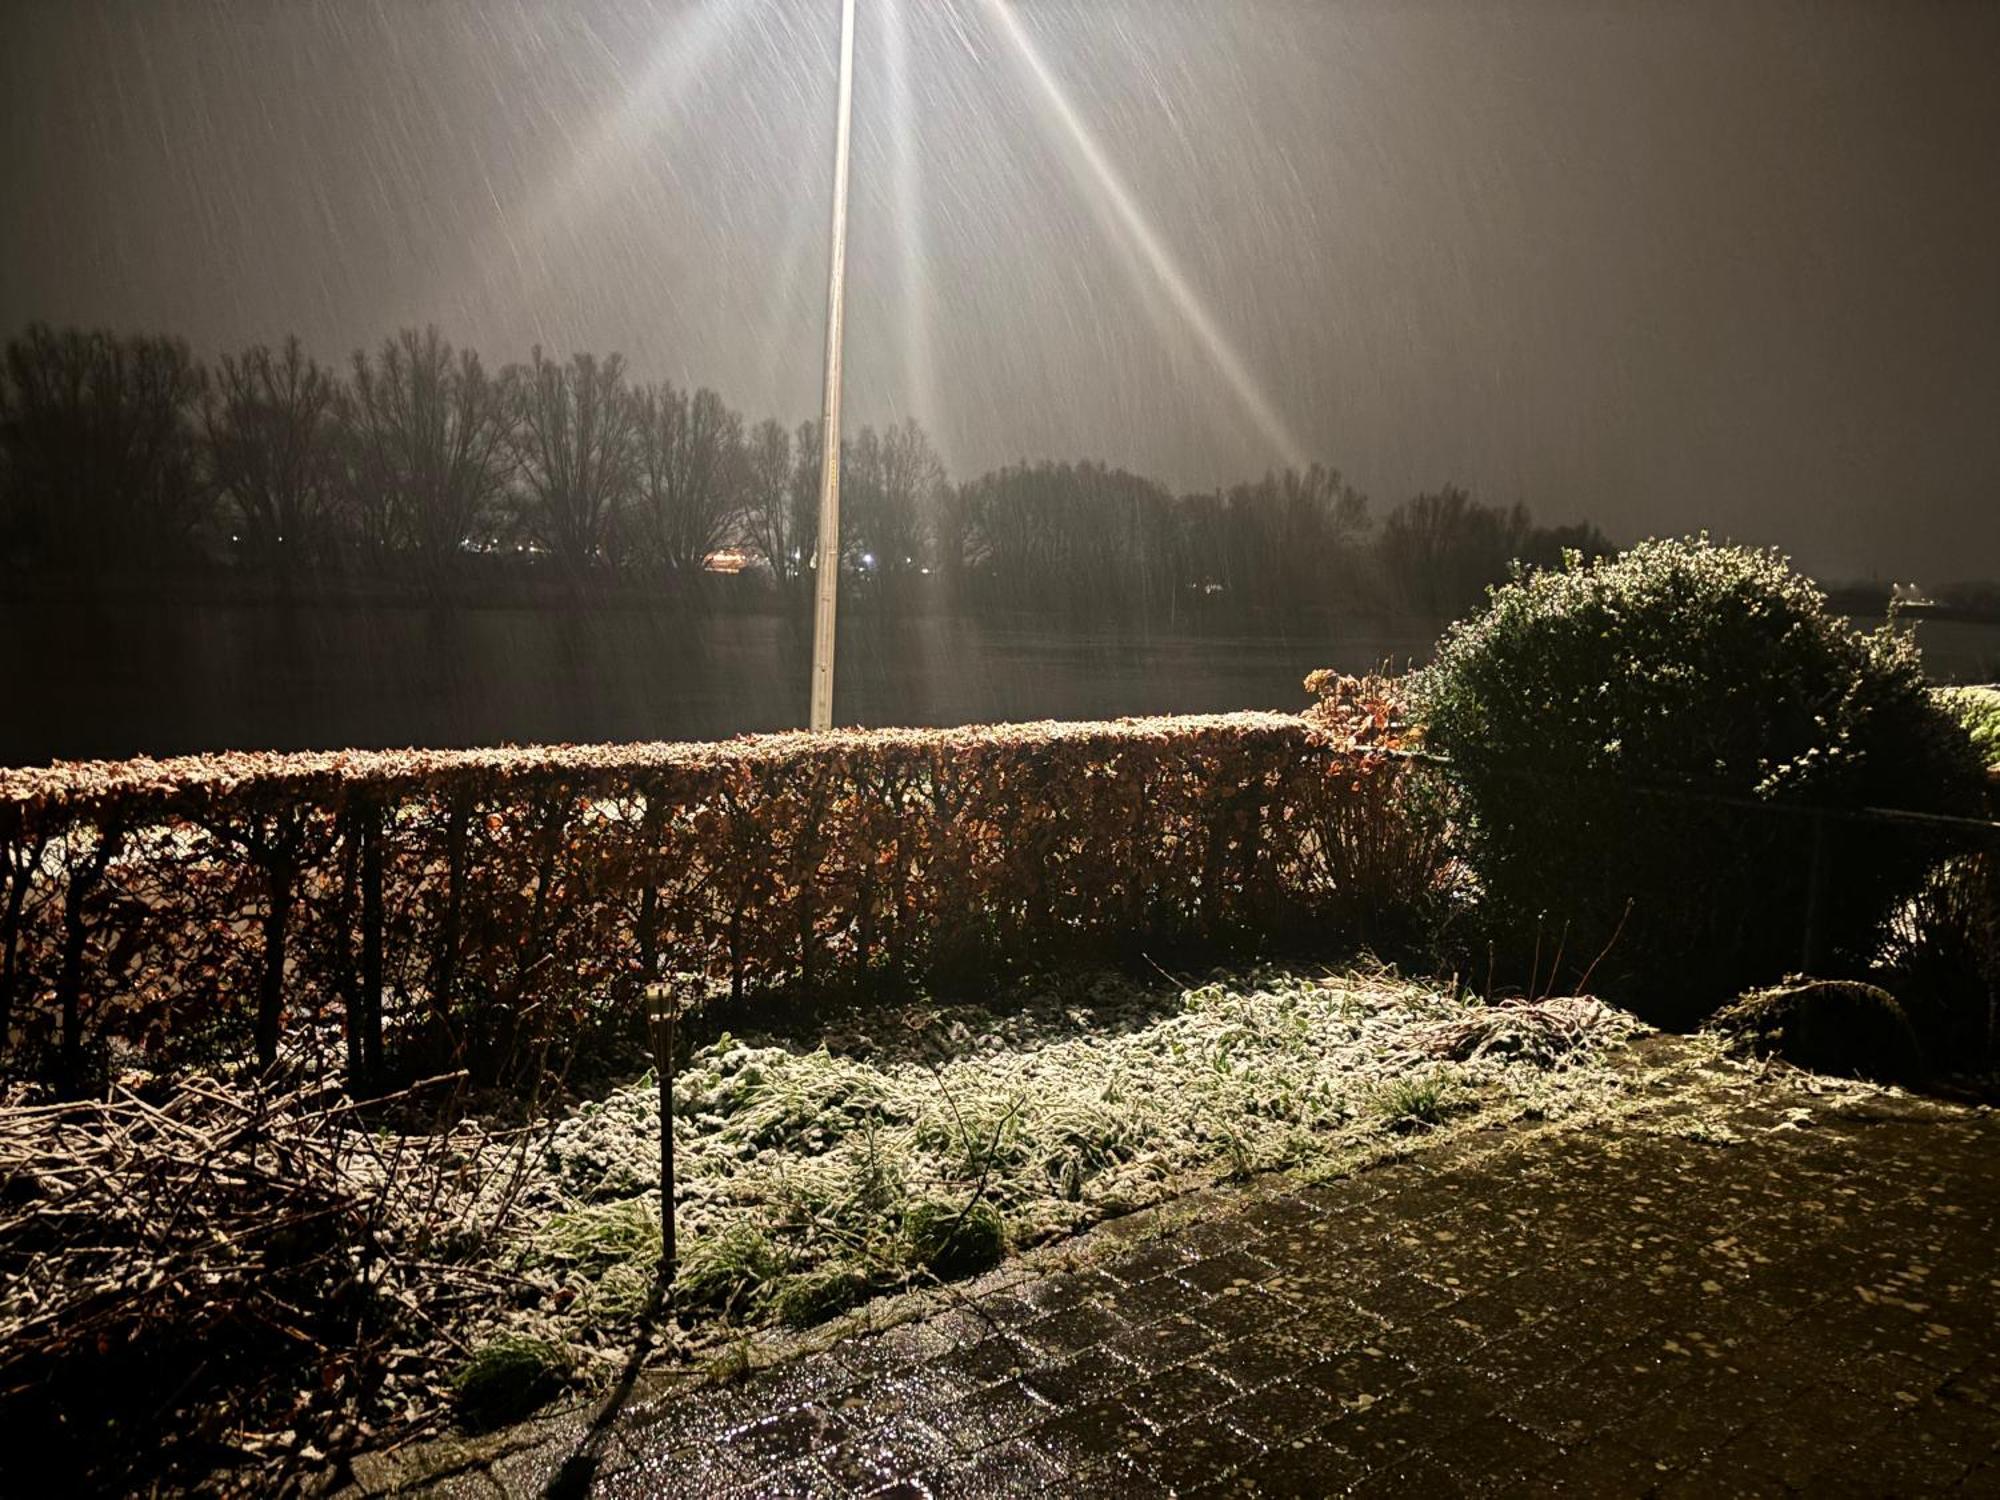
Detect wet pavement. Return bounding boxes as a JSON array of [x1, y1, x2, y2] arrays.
[[353, 1072, 2000, 1497]]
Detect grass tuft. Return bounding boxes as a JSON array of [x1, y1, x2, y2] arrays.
[[768, 1263, 872, 1329], [676, 1221, 785, 1314], [901, 1197, 1007, 1279], [451, 1334, 571, 1431], [1370, 1069, 1464, 1132], [532, 1196, 661, 1268]]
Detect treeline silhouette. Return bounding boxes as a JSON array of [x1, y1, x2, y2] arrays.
[[0, 323, 1611, 620]]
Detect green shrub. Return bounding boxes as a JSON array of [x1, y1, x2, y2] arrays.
[[1412, 537, 1986, 1025], [1878, 853, 1998, 1066], [451, 1334, 571, 1431], [675, 1221, 784, 1313], [900, 1197, 1006, 1280], [531, 1197, 661, 1269], [1938, 686, 2000, 776], [1369, 1069, 1463, 1132], [769, 1263, 872, 1329]]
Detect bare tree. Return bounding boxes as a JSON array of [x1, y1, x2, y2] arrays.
[[740, 417, 803, 588], [508, 348, 637, 581], [1220, 463, 1373, 611], [964, 459, 1177, 615], [631, 382, 744, 577], [0, 324, 207, 569], [845, 417, 944, 581], [327, 388, 398, 568], [342, 326, 515, 585], [933, 478, 973, 592], [202, 335, 342, 577], [1378, 484, 1531, 615], [789, 418, 823, 584]]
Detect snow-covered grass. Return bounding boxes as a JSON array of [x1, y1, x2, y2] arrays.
[[496, 966, 1646, 1359]]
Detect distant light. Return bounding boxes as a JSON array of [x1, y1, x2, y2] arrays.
[[861, 552, 875, 569], [703, 546, 753, 575], [920, 566, 931, 575]]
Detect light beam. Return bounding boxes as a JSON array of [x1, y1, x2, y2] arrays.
[[980, 0, 1309, 471]]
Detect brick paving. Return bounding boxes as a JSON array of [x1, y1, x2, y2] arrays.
[[355, 1076, 2000, 1497]]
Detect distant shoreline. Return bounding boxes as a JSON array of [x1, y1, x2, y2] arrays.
[[0, 568, 1422, 627], [13, 571, 1998, 629]]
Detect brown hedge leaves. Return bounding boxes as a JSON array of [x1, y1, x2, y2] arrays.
[[0, 707, 1443, 1088]]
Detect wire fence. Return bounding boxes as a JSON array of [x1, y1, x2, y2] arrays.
[[1359, 742, 2000, 1053]]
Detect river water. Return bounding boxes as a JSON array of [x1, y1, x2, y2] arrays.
[[3, 600, 1993, 767]]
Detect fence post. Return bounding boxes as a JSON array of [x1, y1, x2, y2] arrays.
[[56, 818, 124, 1098], [1984, 824, 1999, 1069], [1799, 810, 1829, 974], [0, 829, 47, 1066], [338, 808, 364, 1086], [649, 981, 678, 1299], [359, 802, 385, 1088], [429, 795, 469, 1070], [255, 841, 296, 1071]]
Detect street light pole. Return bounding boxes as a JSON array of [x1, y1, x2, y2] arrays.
[[809, 0, 857, 732]]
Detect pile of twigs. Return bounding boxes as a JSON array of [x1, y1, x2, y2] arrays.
[[1415, 993, 1634, 1068], [0, 1070, 541, 1494]]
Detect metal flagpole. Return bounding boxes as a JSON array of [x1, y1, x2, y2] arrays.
[[809, 0, 857, 731]]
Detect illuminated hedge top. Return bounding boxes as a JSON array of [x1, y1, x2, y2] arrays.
[[0, 711, 1320, 822]]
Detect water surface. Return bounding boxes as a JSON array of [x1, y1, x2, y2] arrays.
[[6, 600, 1992, 767], [0, 602, 1443, 765]]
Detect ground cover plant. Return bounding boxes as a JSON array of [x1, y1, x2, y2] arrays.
[[1413, 536, 1989, 1026], [0, 963, 1646, 1493], [505, 965, 1644, 1360]]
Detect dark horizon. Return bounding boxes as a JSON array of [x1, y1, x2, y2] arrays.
[[6, 0, 1999, 583]]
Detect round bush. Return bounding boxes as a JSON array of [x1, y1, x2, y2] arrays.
[[1411, 537, 1985, 1025], [1708, 978, 1923, 1083], [1938, 685, 2000, 778], [770, 1264, 871, 1329], [900, 1197, 1006, 1280], [451, 1333, 571, 1431]]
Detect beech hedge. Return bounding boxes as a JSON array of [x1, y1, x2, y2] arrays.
[[0, 705, 1438, 1090]]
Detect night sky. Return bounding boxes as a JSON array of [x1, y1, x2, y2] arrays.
[[4, 0, 1997, 582]]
